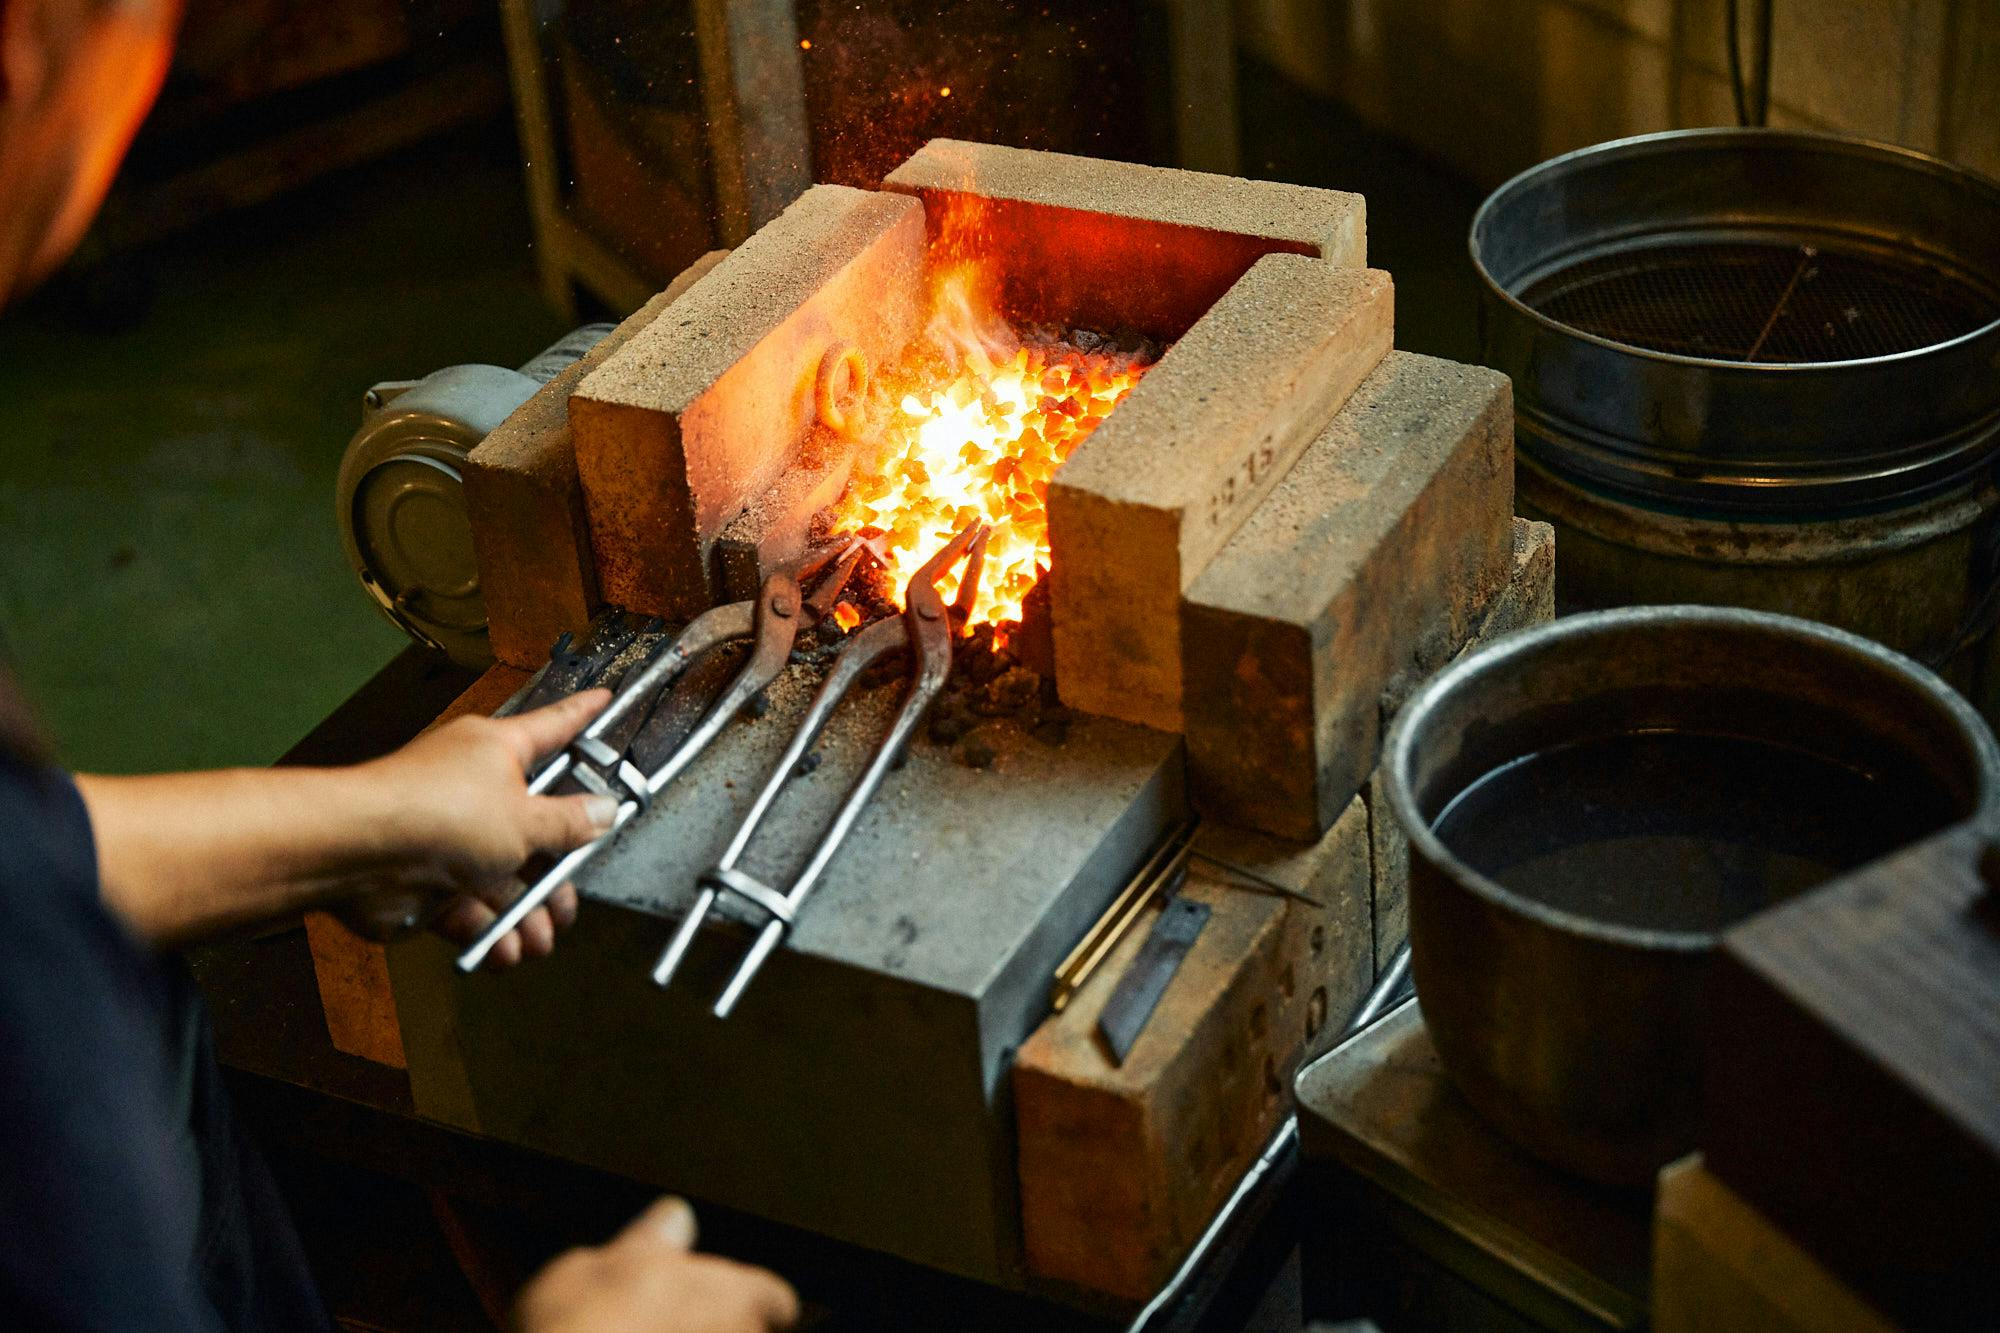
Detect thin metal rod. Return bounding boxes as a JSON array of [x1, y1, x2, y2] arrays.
[[456, 802, 641, 971], [1125, 1120, 1297, 1333], [1743, 245, 1813, 363], [650, 884, 717, 989], [1052, 822, 1196, 1012], [718, 619, 907, 872], [1188, 849, 1324, 908], [1349, 941, 1413, 1035], [464, 641, 777, 972]]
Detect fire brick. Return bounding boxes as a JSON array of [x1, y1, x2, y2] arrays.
[[1365, 516, 1554, 969], [466, 251, 728, 668], [886, 138, 1366, 339], [1014, 797, 1372, 1301], [570, 185, 925, 618], [711, 440, 854, 602], [1181, 351, 1516, 843], [1049, 256, 1394, 733]]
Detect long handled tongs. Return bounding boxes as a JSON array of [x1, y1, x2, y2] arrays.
[[455, 542, 869, 972], [652, 523, 989, 1017]]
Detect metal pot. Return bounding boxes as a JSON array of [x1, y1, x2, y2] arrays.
[[1471, 129, 2000, 673], [1382, 606, 2000, 1186]]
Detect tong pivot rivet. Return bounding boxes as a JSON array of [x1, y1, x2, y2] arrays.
[[771, 594, 796, 618], [917, 603, 942, 621]]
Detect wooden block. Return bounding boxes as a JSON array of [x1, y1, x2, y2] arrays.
[[468, 251, 728, 668], [1703, 822, 2000, 1332], [1050, 258, 1393, 733], [1014, 797, 1372, 1301], [306, 664, 531, 1066], [571, 186, 924, 618], [1181, 352, 1514, 843], [1654, 1156, 1899, 1333], [885, 137, 1364, 339], [1365, 517, 1554, 968], [691, 0, 812, 244]]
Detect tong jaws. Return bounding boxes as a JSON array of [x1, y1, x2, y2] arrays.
[[653, 524, 989, 1017]]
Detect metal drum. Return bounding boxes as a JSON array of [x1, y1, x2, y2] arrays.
[[1472, 129, 2000, 682], [1382, 606, 1999, 1186]]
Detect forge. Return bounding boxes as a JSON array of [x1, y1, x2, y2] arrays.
[[346, 138, 1529, 1300]]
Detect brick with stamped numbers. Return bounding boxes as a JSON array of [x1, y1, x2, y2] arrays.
[[1182, 351, 1514, 841], [1048, 256, 1393, 732]]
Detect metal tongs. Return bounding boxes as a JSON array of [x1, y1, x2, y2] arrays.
[[455, 542, 870, 973], [652, 523, 990, 1017]]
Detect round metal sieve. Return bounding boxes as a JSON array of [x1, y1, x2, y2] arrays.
[[1473, 128, 2000, 515]]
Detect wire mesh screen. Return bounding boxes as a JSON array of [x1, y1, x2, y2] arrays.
[[1519, 240, 2000, 363]]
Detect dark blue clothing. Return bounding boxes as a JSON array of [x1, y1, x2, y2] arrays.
[[0, 756, 329, 1331]]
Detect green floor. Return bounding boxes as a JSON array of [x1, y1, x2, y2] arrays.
[[0, 131, 566, 773], [0, 67, 1479, 777]]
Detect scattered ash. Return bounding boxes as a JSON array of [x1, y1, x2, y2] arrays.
[[926, 621, 1072, 769]]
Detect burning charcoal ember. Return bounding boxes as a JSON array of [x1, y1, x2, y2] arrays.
[[860, 651, 909, 688], [981, 666, 1041, 716], [956, 626, 1015, 686]]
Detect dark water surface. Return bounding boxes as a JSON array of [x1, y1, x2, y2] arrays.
[[1431, 730, 1951, 934]]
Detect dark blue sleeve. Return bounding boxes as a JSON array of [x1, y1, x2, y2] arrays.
[[0, 760, 220, 1332]]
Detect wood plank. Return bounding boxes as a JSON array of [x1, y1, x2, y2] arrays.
[[693, 0, 814, 244], [1703, 822, 2000, 1332], [496, 0, 574, 317], [1653, 1156, 1899, 1333]]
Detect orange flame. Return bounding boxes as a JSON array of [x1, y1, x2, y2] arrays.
[[831, 264, 1151, 627]]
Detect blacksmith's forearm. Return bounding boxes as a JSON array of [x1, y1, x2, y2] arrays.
[[75, 766, 406, 945]]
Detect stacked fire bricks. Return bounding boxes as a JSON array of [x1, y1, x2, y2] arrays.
[[312, 141, 1553, 1305]]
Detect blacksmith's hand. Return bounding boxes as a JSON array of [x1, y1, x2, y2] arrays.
[[337, 689, 616, 965], [514, 1197, 800, 1333]]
